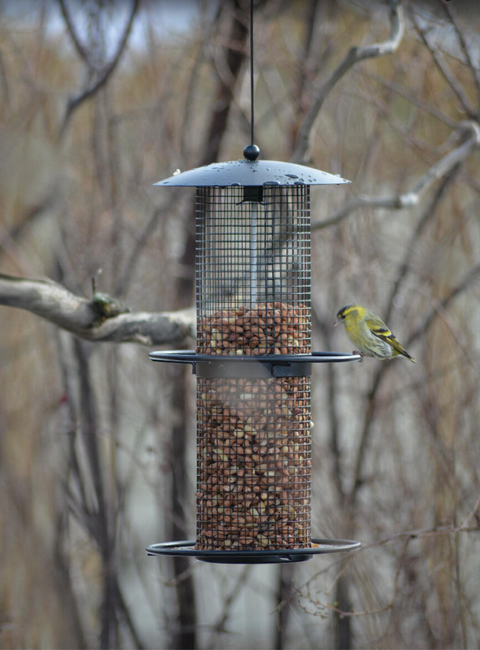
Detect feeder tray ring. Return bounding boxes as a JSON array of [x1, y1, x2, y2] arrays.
[[146, 538, 361, 564], [149, 350, 361, 378]]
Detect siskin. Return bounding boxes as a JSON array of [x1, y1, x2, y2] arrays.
[[335, 303, 415, 363]]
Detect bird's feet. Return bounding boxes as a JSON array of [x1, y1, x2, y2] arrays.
[[353, 350, 375, 362]]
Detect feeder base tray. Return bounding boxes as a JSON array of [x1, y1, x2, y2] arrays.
[[146, 538, 361, 564]]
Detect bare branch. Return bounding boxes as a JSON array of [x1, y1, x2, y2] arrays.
[[0, 187, 59, 257], [407, 261, 480, 348], [311, 121, 480, 230], [440, 0, 480, 118], [114, 192, 181, 297], [349, 260, 480, 507], [0, 47, 11, 109], [206, 565, 252, 649], [58, 0, 140, 139], [291, 1, 405, 164], [364, 71, 460, 131], [383, 162, 462, 323], [0, 274, 194, 346], [57, 0, 92, 66], [410, 5, 476, 119]]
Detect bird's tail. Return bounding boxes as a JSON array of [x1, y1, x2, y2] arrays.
[[401, 349, 416, 363]]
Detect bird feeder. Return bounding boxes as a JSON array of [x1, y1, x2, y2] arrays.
[[146, 146, 361, 564]]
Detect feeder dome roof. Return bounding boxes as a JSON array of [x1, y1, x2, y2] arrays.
[[154, 159, 349, 188]]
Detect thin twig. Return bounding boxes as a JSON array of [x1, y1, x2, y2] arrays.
[[114, 192, 181, 296], [409, 4, 475, 118], [206, 566, 252, 649], [113, 580, 147, 650], [349, 260, 480, 506], [57, 0, 92, 66], [58, 0, 140, 139], [0, 47, 11, 109], [439, 0, 480, 118], [363, 71, 460, 131], [311, 121, 480, 230], [283, 509, 480, 614], [0, 187, 59, 256], [407, 262, 480, 347], [291, 1, 405, 164], [321, 534, 412, 622], [383, 162, 463, 323]]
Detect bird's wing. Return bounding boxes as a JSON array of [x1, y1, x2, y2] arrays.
[[365, 316, 410, 357], [365, 314, 415, 363]]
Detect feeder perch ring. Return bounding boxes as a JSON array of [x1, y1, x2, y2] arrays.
[[149, 350, 361, 377], [149, 350, 361, 364], [150, 349, 360, 365], [146, 538, 361, 564]]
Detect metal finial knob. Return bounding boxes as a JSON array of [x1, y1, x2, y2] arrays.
[[243, 144, 260, 161]]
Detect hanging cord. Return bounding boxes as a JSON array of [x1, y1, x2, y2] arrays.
[[244, 0, 260, 160], [249, 0, 255, 146]]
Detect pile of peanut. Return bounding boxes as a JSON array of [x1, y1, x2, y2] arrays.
[[197, 301, 310, 355], [195, 302, 312, 552]]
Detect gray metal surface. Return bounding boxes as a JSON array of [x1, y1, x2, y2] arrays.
[[149, 350, 361, 363], [146, 538, 362, 564], [154, 159, 349, 187]]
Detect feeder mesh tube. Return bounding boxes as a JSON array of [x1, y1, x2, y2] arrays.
[[194, 186, 312, 551], [196, 376, 311, 550]]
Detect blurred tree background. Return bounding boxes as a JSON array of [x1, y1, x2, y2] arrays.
[[1, 0, 480, 648]]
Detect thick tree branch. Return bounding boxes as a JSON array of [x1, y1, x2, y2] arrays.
[[291, 0, 405, 164], [311, 121, 480, 230], [0, 274, 194, 346]]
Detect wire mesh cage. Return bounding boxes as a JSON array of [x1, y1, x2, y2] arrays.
[[196, 185, 311, 353], [194, 184, 312, 551], [196, 374, 311, 551], [147, 158, 361, 563]]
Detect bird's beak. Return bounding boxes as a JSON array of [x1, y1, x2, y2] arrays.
[[333, 320, 339, 327]]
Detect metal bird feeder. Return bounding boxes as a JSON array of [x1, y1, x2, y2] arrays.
[[146, 150, 361, 563], [146, 1, 360, 564]]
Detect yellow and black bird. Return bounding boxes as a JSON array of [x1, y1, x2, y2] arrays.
[[335, 303, 415, 363]]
